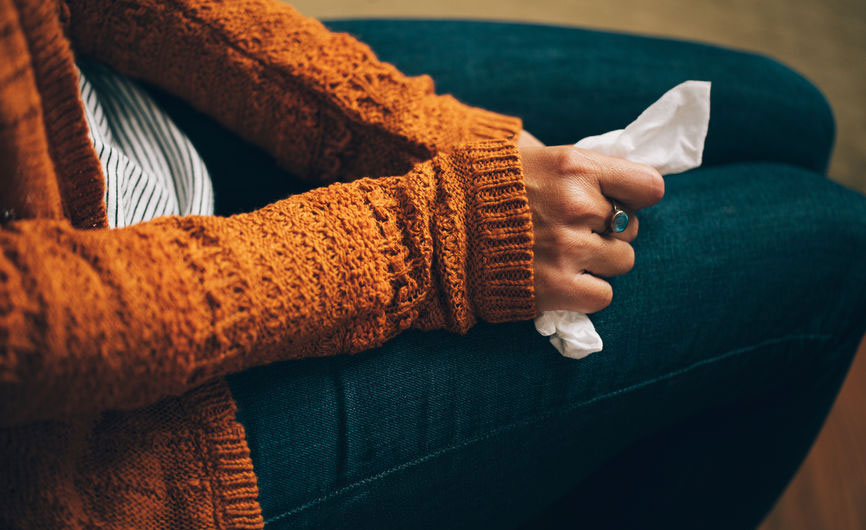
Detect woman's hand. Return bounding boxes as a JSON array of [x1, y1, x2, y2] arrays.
[[519, 145, 665, 313], [516, 129, 545, 148]]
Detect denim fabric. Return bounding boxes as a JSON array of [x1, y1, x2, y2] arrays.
[[200, 20, 866, 530]]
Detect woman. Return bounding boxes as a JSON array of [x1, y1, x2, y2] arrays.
[[1, 0, 864, 528]]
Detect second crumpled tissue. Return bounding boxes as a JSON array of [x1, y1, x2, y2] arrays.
[[534, 80, 711, 359]]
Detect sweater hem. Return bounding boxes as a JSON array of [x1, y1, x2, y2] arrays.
[[188, 380, 265, 529]]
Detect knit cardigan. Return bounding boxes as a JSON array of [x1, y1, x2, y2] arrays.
[[0, 0, 536, 527]]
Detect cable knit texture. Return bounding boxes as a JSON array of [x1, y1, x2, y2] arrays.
[[0, 0, 534, 528]]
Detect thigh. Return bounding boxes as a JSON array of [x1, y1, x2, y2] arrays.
[[325, 19, 835, 174], [228, 164, 866, 529]]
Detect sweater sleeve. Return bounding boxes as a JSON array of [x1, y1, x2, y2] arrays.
[[0, 141, 535, 426], [63, 0, 523, 183]]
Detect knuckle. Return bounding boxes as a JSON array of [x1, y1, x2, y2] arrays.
[[557, 148, 582, 173], [558, 148, 595, 177]]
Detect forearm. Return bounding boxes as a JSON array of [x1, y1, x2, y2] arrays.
[[0, 141, 535, 425], [65, 0, 522, 182]]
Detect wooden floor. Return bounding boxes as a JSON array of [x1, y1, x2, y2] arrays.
[[761, 336, 866, 530], [286, 1, 866, 527]]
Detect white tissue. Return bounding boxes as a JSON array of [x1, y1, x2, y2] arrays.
[[535, 80, 711, 359]]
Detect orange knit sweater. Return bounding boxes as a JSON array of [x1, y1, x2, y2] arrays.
[[0, 0, 536, 527]]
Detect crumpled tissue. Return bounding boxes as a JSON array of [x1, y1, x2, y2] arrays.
[[534, 80, 711, 359]]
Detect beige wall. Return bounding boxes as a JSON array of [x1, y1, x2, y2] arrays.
[[286, 0, 866, 193]]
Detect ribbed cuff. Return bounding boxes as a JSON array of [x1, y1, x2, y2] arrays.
[[464, 141, 536, 323], [423, 95, 523, 149], [464, 106, 523, 143]]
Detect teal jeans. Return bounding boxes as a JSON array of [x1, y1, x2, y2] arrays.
[[155, 20, 866, 530]]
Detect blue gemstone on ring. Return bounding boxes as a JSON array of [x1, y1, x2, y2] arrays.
[[611, 210, 629, 233]]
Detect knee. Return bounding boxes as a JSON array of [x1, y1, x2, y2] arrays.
[[704, 48, 836, 173], [673, 163, 866, 314], [765, 167, 866, 314], [794, 170, 865, 246], [760, 165, 864, 250], [731, 164, 866, 348], [749, 53, 835, 145]]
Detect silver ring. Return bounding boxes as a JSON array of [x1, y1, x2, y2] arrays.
[[609, 201, 629, 233]]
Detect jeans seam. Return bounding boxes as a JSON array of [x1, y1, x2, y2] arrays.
[[265, 333, 832, 524]]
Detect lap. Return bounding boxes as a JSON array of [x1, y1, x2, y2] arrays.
[[325, 19, 835, 174], [228, 162, 866, 528]]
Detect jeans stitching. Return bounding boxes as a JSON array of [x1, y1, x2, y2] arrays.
[[265, 333, 832, 524]]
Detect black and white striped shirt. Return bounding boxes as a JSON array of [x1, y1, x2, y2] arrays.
[[77, 61, 214, 229]]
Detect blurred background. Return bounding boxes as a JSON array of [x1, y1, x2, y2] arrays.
[[286, 0, 866, 528], [289, 0, 865, 194]]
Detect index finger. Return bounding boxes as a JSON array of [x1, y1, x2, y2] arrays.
[[576, 148, 666, 210]]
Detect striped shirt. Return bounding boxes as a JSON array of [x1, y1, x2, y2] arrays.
[[76, 60, 214, 229]]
